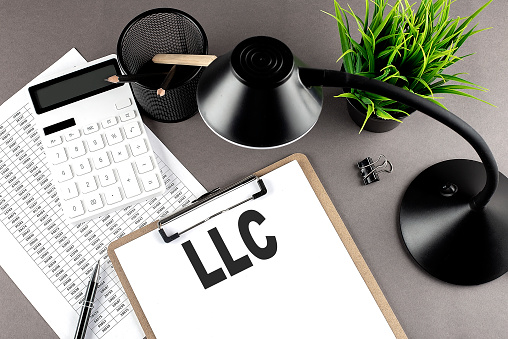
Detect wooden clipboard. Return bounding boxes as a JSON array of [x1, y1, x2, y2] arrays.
[[108, 153, 407, 339]]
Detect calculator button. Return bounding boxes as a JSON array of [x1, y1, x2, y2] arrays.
[[98, 168, 116, 187], [111, 144, 129, 163], [86, 134, 105, 152], [140, 172, 160, 192], [80, 175, 98, 194], [129, 138, 148, 156], [59, 182, 79, 200], [46, 146, 67, 165], [64, 199, 85, 219], [119, 110, 136, 122], [84, 192, 103, 212], [54, 163, 73, 182], [73, 158, 92, 176], [105, 127, 123, 145], [65, 128, 81, 141], [83, 123, 99, 135], [67, 140, 86, 159], [104, 186, 123, 205], [91, 151, 111, 169], [45, 136, 62, 148], [117, 164, 141, 198], [101, 116, 118, 129], [135, 156, 154, 174], [115, 98, 132, 110], [123, 122, 142, 139]]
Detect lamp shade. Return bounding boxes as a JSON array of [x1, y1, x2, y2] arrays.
[[196, 36, 323, 149]]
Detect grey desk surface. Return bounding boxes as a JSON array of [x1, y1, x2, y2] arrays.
[[0, 0, 507, 338]]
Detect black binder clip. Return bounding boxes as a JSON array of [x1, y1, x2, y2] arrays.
[[357, 155, 393, 185]]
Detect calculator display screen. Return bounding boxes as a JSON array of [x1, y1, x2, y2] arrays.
[[29, 59, 122, 114]]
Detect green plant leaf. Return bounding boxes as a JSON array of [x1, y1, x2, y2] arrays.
[[336, 49, 355, 63], [359, 99, 375, 133], [383, 107, 412, 116], [439, 74, 488, 90], [434, 17, 459, 47], [408, 76, 434, 96], [387, 34, 411, 65], [376, 108, 403, 122], [417, 94, 448, 110], [358, 27, 376, 72], [455, 25, 492, 51], [385, 74, 409, 84], [435, 0, 450, 27], [431, 88, 496, 106], [376, 33, 399, 44], [370, 0, 387, 31], [364, 0, 370, 30], [455, 0, 492, 34], [323, 2, 354, 72], [345, 4, 365, 27], [431, 84, 487, 92], [335, 92, 361, 101], [371, 1, 400, 39], [416, 43, 428, 78], [376, 99, 399, 107], [347, 35, 369, 60]]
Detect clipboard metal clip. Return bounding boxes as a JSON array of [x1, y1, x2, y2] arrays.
[[158, 175, 267, 243]]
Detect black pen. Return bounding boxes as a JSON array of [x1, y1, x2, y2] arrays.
[[74, 260, 101, 339]]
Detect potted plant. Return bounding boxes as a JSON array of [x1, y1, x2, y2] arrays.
[[326, 0, 494, 133]]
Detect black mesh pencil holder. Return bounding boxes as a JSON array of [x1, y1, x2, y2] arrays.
[[117, 8, 208, 122]]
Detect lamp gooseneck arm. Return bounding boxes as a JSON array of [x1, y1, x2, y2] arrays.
[[299, 68, 498, 210]]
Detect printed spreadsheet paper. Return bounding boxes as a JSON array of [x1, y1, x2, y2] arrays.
[[0, 49, 206, 339], [114, 160, 396, 339]]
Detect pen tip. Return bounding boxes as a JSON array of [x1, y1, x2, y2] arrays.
[[92, 260, 101, 282]]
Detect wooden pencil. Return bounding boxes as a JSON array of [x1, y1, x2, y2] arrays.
[[152, 54, 217, 67], [105, 73, 168, 84], [157, 65, 177, 97]]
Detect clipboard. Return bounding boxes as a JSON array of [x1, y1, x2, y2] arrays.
[[108, 153, 407, 339]]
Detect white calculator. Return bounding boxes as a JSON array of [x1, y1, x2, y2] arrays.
[[28, 55, 165, 224]]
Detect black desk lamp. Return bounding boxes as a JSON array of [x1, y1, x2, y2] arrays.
[[196, 36, 508, 285]]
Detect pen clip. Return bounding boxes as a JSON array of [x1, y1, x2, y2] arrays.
[[81, 300, 95, 309]]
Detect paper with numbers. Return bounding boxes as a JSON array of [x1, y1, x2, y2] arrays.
[[0, 49, 206, 339], [112, 158, 402, 339]]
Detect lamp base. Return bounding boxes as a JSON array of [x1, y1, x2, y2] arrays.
[[400, 159, 508, 285]]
